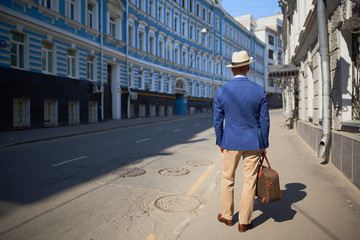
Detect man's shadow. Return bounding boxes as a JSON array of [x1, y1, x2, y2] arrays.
[[233, 183, 307, 226]]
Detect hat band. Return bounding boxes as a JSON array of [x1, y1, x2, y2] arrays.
[[231, 60, 249, 65]]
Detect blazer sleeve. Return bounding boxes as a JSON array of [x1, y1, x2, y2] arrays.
[[214, 88, 224, 147], [259, 93, 270, 148]]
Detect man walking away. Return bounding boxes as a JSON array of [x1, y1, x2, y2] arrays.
[[214, 51, 270, 233]]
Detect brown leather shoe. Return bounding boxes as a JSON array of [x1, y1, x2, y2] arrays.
[[238, 222, 252, 232], [217, 214, 233, 226]]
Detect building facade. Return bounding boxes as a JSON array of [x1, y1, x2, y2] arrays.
[[280, 0, 360, 188], [0, 0, 265, 131], [235, 12, 284, 108]]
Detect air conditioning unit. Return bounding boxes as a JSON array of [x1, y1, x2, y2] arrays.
[[92, 83, 104, 94], [130, 92, 138, 100]]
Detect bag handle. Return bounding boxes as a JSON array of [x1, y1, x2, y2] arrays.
[[259, 155, 272, 171]]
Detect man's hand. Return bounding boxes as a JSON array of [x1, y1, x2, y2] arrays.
[[219, 146, 224, 155], [262, 148, 267, 157]]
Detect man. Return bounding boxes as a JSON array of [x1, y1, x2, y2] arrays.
[[214, 51, 270, 232]]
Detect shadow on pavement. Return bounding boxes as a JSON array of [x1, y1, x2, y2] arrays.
[[252, 183, 307, 225]]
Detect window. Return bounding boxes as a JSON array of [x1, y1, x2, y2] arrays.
[[166, 10, 171, 28], [87, 2, 94, 28], [182, 50, 187, 66], [215, 38, 219, 51], [10, 32, 25, 69], [182, 0, 185, 8], [269, 35, 274, 45], [215, 16, 219, 30], [138, 70, 143, 89], [149, 0, 155, 18], [167, 44, 171, 61], [268, 49, 274, 60], [42, 42, 54, 73], [44, 99, 58, 126], [189, 82, 193, 96], [159, 39, 164, 58], [87, 55, 94, 81], [41, 0, 51, 8], [109, 16, 116, 38], [190, 0, 193, 12], [208, 11, 212, 24], [182, 21, 187, 36], [190, 51, 194, 68], [196, 3, 200, 17], [174, 48, 179, 64], [158, 4, 164, 23], [138, 30, 145, 51], [128, 24, 135, 47], [67, 49, 76, 77], [68, 101, 80, 125], [174, 16, 179, 32], [149, 35, 155, 55], [66, 0, 80, 21], [139, 0, 145, 11], [189, 25, 194, 39], [88, 101, 98, 123], [13, 98, 30, 127], [202, 7, 206, 21]]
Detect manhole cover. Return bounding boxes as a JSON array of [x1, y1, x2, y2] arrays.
[[186, 160, 213, 167], [112, 168, 146, 178], [154, 195, 200, 212], [158, 168, 190, 176]]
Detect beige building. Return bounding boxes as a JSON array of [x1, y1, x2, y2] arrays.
[[279, 0, 360, 189], [235, 12, 283, 108]]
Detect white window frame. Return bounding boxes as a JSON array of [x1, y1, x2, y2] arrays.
[[40, 0, 59, 11], [174, 47, 179, 64], [166, 10, 172, 28], [10, 31, 25, 69], [138, 26, 146, 52], [149, 0, 156, 18], [86, 0, 98, 30], [68, 100, 80, 125], [42, 41, 54, 74], [182, 48, 187, 66], [44, 99, 58, 126], [128, 23, 135, 47], [67, 49, 77, 78], [159, 37, 164, 58], [66, 0, 80, 22], [13, 98, 30, 128], [138, 69, 144, 89], [166, 42, 172, 61], [87, 54, 96, 81], [149, 34, 155, 55], [158, 3, 164, 23], [88, 101, 98, 123]]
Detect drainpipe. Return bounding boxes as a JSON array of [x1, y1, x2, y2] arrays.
[[317, 0, 331, 158], [126, 0, 131, 119], [100, 0, 104, 120]]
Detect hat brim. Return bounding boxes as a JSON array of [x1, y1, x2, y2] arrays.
[[226, 60, 255, 68]]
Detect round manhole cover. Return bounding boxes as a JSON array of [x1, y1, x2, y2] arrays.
[[158, 168, 190, 176], [112, 168, 146, 178], [186, 160, 213, 167], [154, 195, 200, 212]]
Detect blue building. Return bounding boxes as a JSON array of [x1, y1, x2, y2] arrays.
[[0, 0, 265, 130]]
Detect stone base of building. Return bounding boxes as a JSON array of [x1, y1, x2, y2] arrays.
[[297, 121, 360, 189]]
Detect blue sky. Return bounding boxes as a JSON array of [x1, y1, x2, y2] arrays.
[[221, 0, 282, 19]]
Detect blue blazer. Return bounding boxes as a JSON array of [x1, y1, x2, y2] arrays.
[[214, 76, 270, 150]]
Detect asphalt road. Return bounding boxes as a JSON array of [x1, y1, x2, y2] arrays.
[[0, 115, 220, 240]]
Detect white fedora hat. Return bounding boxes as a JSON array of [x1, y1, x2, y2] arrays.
[[226, 51, 255, 68]]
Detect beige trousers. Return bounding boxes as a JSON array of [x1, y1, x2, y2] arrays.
[[221, 149, 262, 224]]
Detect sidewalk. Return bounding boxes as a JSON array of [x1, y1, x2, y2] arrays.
[[0, 113, 211, 149], [178, 109, 360, 240]]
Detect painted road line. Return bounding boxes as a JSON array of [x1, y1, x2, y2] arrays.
[[173, 129, 182, 132], [52, 156, 88, 167], [136, 138, 150, 143], [187, 163, 216, 195]]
